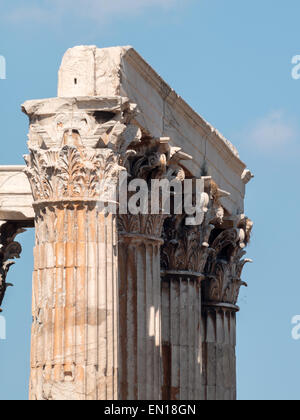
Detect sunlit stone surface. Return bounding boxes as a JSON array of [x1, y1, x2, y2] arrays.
[[0, 46, 252, 401]]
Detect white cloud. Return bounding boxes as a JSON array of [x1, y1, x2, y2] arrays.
[[245, 111, 298, 152], [3, 0, 181, 24]]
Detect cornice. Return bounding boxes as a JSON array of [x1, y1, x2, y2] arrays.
[[123, 48, 248, 177]]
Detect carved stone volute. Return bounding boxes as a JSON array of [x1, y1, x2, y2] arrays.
[[161, 178, 224, 275], [202, 216, 253, 306], [118, 138, 192, 239], [22, 97, 141, 206]]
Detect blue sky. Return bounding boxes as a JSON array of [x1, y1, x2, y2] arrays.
[[0, 0, 299, 400]]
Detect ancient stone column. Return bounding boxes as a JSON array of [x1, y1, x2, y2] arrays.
[[160, 179, 223, 400], [117, 141, 190, 400], [23, 96, 189, 400], [117, 217, 163, 400], [0, 45, 253, 401], [161, 270, 203, 400], [22, 96, 133, 400], [201, 217, 252, 400]]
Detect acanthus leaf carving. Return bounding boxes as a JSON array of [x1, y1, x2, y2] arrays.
[[24, 146, 124, 202], [23, 98, 168, 207], [203, 217, 253, 306], [161, 179, 223, 274], [161, 212, 214, 274], [23, 97, 198, 242], [118, 138, 192, 238]]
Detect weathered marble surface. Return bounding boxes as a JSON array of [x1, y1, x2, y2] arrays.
[[0, 166, 34, 221], [58, 45, 253, 215], [0, 45, 253, 401], [22, 88, 192, 400]]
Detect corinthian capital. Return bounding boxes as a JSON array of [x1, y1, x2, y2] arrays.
[[118, 138, 192, 238], [203, 215, 253, 306], [24, 146, 124, 203], [161, 178, 224, 274], [22, 97, 143, 204]]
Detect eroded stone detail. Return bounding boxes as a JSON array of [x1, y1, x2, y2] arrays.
[[117, 137, 192, 400], [24, 146, 122, 202], [160, 177, 227, 400], [23, 97, 141, 205], [200, 216, 252, 401], [12, 45, 254, 401], [23, 93, 195, 401], [23, 97, 144, 400], [161, 178, 224, 274], [203, 216, 253, 306], [0, 222, 25, 311], [118, 138, 190, 238], [22, 97, 138, 151]]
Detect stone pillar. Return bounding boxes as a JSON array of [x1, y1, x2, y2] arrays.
[[26, 153, 122, 399], [118, 228, 163, 400], [201, 218, 253, 400], [22, 97, 133, 400], [117, 144, 189, 400], [23, 96, 189, 400], [161, 271, 203, 400], [201, 303, 238, 400], [160, 180, 222, 400]]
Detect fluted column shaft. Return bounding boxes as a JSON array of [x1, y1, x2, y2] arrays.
[[118, 235, 162, 400], [23, 95, 205, 400], [161, 272, 203, 400], [30, 202, 118, 400], [200, 303, 237, 401], [201, 223, 252, 401]]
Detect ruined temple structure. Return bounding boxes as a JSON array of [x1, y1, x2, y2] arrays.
[[0, 46, 253, 400]]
